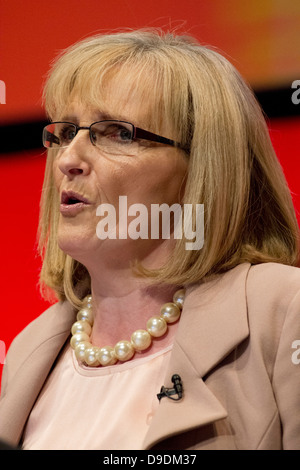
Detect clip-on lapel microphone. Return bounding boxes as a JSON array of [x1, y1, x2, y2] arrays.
[[157, 374, 183, 401]]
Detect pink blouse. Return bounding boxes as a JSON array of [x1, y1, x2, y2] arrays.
[[22, 343, 172, 450]]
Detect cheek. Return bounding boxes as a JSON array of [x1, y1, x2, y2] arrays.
[[135, 156, 187, 204], [94, 163, 132, 204], [52, 159, 63, 191]]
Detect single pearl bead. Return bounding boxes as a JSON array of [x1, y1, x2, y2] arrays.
[[160, 302, 181, 323], [70, 332, 90, 349], [131, 329, 152, 351], [77, 307, 93, 325], [173, 289, 185, 309], [83, 295, 92, 308], [146, 316, 167, 337], [74, 341, 91, 362], [71, 320, 92, 336], [84, 346, 100, 366], [114, 340, 135, 361], [96, 346, 117, 366]]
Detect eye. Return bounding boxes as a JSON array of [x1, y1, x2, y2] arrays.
[[91, 122, 133, 145], [59, 124, 76, 144], [104, 124, 132, 143], [118, 127, 132, 142]]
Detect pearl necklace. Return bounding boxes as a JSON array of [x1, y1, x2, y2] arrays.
[[70, 289, 185, 367]]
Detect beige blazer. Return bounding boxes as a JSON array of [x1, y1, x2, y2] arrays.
[[1, 262, 300, 450]]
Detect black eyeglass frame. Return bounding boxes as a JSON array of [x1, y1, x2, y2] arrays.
[[43, 120, 188, 151]]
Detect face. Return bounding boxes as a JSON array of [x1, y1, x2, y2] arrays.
[[52, 76, 188, 272]]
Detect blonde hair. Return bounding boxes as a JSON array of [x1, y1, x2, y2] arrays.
[[39, 29, 299, 307]]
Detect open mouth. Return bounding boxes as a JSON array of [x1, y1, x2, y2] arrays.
[[67, 197, 82, 205], [61, 190, 90, 205]]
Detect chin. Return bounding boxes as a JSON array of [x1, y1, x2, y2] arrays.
[[57, 217, 97, 251], [57, 231, 93, 260]]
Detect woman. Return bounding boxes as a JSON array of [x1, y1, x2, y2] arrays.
[[0, 29, 300, 450]]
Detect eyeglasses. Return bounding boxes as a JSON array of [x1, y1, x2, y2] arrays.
[[42, 120, 186, 156]]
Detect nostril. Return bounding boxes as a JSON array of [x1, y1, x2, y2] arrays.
[[69, 168, 84, 175]]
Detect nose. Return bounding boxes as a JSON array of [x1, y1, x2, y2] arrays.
[[57, 131, 92, 178]]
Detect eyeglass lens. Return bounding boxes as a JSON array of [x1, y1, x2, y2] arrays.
[[43, 121, 136, 152]]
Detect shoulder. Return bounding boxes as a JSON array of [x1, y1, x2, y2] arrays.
[[247, 262, 300, 296], [3, 301, 75, 383], [190, 262, 300, 358], [246, 262, 300, 321], [244, 263, 300, 366], [9, 301, 74, 352]]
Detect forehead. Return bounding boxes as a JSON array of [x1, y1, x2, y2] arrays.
[[59, 67, 162, 131]]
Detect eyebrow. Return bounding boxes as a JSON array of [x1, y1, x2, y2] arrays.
[[59, 111, 134, 125]]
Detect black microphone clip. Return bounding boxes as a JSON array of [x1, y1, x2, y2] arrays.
[[157, 374, 183, 401]]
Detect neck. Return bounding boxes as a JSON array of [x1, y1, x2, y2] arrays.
[[73, 238, 181, 358], [71, 284, 185, 366], [89, 273, 180, 351]]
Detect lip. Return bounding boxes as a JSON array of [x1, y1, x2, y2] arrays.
[[60, 190, 91, 216]]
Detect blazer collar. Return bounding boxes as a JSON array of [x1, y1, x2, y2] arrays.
[[143, 262, 251, 449]]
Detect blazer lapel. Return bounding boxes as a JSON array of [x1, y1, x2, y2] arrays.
[[0, 301, 75, 446], [143, 263, 251, 449]]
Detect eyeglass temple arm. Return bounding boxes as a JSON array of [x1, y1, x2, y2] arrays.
[[134, 127, 184, 149]]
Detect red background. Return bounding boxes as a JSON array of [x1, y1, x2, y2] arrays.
[[0, 0, 300, 387]]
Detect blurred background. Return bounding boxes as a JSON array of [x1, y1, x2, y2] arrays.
[[0, 0, 300, 384]]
